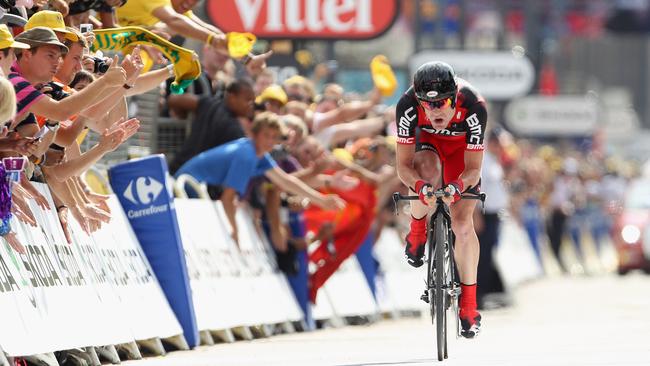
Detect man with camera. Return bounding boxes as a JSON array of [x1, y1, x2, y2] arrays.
[[8, 28, 126, 162]]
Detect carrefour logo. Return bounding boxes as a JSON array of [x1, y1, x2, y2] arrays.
[[123, 177, 163, 205], [122, 177, 169, 219]]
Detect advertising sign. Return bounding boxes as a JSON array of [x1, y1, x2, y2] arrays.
[[206, 0, 398, 39]]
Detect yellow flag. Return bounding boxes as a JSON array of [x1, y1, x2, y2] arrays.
[[226, 32, 256, 58], [370, 55, 397, 97], [90, 27, 201, 94]]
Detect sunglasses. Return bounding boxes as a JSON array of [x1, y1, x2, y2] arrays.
[[418, 97, 453, 110]]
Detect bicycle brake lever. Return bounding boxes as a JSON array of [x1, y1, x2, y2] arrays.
[[392, 192, 400, 216]]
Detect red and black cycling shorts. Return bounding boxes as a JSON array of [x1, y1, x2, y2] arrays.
[[416, 133, 481, 194]]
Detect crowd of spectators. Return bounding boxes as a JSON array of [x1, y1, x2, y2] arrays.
[[0, 0, 252, 256], [0, 0, 640, 357]]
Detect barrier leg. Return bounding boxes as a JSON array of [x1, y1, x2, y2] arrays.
[[280, 321, 296, 334], [355, 232, 378, 298], [0, 348, 8, 366], [293, 319, 309, 332], [95, 345, 121, 365], [162, 334, 190, 351], [137, 338, 166, 357], [116, 341, 142, 360], [232, 326, 254, 341], [199, 330, 215, 346], [250, 324, 273, 338], [23, 352, 58, 366], [210, 329, 236, 343]]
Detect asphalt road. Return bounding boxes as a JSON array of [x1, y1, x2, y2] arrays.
[[124, 274, 650, 366]]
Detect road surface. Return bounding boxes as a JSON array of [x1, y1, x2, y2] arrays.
[[124, 274, 650, 366]]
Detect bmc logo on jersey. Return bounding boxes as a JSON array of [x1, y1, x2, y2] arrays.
[[466, 113, 482, 145], [398, 106, 416, 136], [420, 127, 464, 136], [123, 177, 164, 205]]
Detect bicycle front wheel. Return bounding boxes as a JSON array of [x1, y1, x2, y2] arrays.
[[434, 214, 448, 361]]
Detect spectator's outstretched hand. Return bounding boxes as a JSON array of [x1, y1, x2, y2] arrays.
[[122, 47, 144, 86], [11, 188, 37, 227], [83, 32, 96, 48], [70, 205, 90, 234], [330, 169, 360, 191], [101, 56, 127, 87], [115, 117, 140, 141], [50, 0, 69, 16], [57, 206, 73, 244], [12, 201, 37, 227], [10, 135, 39, 156], [209, 33, 227, 50], [30, 188, 51, 211], [246, 50, 273, 77], [88, 192, 111, 215], [83, 203, 111, 224], [5, 233, 26, 254], [98, 127, 126, 153], [316, 194, 346, 211]]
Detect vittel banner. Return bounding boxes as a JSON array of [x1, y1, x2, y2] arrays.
[[206, 0, 399, 39]]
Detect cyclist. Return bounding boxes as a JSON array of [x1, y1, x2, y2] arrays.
[[395, 61, 487, 338]]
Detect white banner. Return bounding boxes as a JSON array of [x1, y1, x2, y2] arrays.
[[504, 95, 599, 136], [0, 185, 182, 357], [176, 199, 303, 334]]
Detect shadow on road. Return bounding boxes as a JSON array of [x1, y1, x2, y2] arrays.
[[336, 359, 436, 366]]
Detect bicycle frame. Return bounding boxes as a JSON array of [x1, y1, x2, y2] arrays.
[[393, 189, 485, 361]]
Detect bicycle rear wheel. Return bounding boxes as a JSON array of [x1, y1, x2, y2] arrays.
[[434, 214, 448, 361]]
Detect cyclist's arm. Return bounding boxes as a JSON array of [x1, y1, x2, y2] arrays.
[[458, 150, 483, 191], [394, 94, 420, 190], [457, 100, 487, 191], [395, 143, 421, 191]]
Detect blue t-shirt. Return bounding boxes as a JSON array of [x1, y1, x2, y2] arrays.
[[175, 137, 277, 195]]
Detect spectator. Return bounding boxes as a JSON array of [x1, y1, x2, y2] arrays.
[[475, 128, 509, 309], [10, 27, 125, 132], [115, 0, 227, 49], [254, 68, 275, 95], [547, 157, 581, 272], [24, 10, 78, 41], [163, 44, 231, 119], [256, 84, 287, 115], [69, 70, 94, 91], [175, 112, 344, 245], [0, 24, 29, 76], [0, 77, 16, 124], [168, 78, 255, 174]]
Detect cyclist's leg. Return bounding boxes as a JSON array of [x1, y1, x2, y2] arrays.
[[451, 198, 480, 284], [404, 142, 442, 267], [442, 142, 482, 336]]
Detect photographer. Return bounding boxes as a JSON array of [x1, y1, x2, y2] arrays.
[[9, 27, 127, 143]]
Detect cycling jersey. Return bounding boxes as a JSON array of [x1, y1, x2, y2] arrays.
[[395, 78, 487, 187], [395, 78, 488, 151]]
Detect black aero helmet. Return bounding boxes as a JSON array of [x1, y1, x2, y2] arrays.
[[413, 61, 458, 105]]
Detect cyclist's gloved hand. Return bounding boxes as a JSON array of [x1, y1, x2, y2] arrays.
[[444, 179, 464, 204], [415, 180, 433, 206]]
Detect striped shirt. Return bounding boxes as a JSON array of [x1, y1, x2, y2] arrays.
[[7, 62, 44, 124]]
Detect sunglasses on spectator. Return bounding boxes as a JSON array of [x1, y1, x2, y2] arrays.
[[418, 97, 453, 110]]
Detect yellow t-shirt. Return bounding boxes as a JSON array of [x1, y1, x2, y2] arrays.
[[116, 0, 192, 27]]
